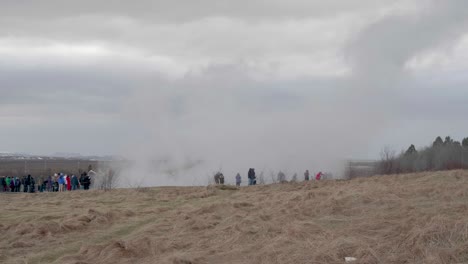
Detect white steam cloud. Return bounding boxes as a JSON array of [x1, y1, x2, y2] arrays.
[[114, 1, 468, 186]]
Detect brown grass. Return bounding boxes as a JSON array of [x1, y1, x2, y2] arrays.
[[1, 170, 468, 264]]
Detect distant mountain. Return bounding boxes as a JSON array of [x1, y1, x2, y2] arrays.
[[0, 152, 123, 161], [51, 152, 83, 158]]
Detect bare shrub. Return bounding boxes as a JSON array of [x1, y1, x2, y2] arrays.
[[93, 169, 119, 191], [378, 146, 397, 174]]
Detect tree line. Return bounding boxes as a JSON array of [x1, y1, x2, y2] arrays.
[[379, 136, 468, 174]]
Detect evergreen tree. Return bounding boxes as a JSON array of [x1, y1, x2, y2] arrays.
[[462, 137, 468, 147], [405, 144, 417, 155], [433, 136, 443, 147], [444, 136, 454, 145]]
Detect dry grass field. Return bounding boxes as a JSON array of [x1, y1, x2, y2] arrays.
[[1, 170, 468, 264]]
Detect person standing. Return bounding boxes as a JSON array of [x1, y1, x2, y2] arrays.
[[84, 174, 91, 190], [29, 176, 36, 193], [248, 168, 256, 186], [304, 170, 310, 181], [53, 178, 59, 192], [9, 177, 15, 192], [5, 176, 11, 192], [214, 173, 221, 185], [66, 174, 72, 191], [316, 171, 323, 181], [1, 177, 6, 192], [79, 173, 86, 190], [15, 177, 21, 192], [235, 173, 241, 187], [71, 175, 79, 190], [47, 175, 52, 192], [23, 176, 28, 192], [58, 173, 65, 192]]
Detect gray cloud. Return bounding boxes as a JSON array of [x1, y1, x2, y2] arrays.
[[1, 0, 468, 185], [0, 0, 394, 21]]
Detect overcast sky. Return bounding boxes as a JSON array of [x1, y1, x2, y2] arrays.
[[1, 0, 468, 180]]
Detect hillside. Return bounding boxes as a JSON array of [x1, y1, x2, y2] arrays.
[[1, 171, 468, 264]]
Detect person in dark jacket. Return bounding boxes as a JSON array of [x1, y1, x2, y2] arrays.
[[71, 175, 79, 190], [22, 176, 28, 192], [248, 168, 256, 186], [304, 170, 310, 181], [47, 175, 52, 192], [219, 173, 225, 185], [214, 173, 221, 185], [9, 177, 15, 192], [29, 176, 36, 193], [15, 177, 21, 192], [25, 175, 32, 193], [83, 173, 91, 190], [53, 180, 59, 192], [1, 177, 6, 192], [79, 173, 86, 189]]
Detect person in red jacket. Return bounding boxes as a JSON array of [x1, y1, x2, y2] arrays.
[[66, 174, 72, 191], [316, 171, 323, 180]]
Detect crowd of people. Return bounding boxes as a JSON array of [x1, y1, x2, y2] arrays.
[[2, 168, 326, 192], [0, 172, 92, 193], [217, 169, 325, 186]]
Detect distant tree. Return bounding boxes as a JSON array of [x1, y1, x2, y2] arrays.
[[462, 137, 468, 147], [405, 144, 417, 155], [433, 136, 443, 147], [379, 146, 397, 174], [444, 136, 454, 145]]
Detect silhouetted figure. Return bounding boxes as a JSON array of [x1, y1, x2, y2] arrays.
[[248, 168, 256, 186], [1, 177, 6, 192], [9, 177, 15, 192], [83, 173, 91, 190], [29, 176, 36, 193], [15, 177, 21, 192], [25, 175, 32, 193], [219, 173, 225, 184], [214, 172, 224, 185], [235, 173, 241, 187], [79, 173, 85, 189], [22, 176, 28, 192], [47, 175, 52, 192], [214, 173, 221, 184]]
